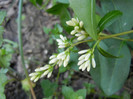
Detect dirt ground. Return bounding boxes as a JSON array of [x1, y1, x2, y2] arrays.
[[1, 0, 133, 99]]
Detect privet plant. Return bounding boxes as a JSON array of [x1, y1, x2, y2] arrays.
[[29, 0, 133, 97], [0, 0, 133, 98]]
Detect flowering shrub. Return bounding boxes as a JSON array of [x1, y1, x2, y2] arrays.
[[29, 0, 133, 97]]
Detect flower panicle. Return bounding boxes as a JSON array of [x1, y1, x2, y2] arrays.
[[78, 49, 96, 72], [29, 64, 53, 82], [66, 18, 88, 41], [56, 35, 69, 49]]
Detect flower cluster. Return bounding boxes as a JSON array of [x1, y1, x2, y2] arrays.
[[49, 50, 70, 67], [66, 18, 88, 41], [56, 35, 69, 48], [29, 18, 97, 83], [78, 49, 96, 71], [29, 64, 53, 82]]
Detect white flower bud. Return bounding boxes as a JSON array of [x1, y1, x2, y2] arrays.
[[71, 30, 77, 35], [34, 76, 39, 82], [77, 35, 86, 41], [78, 59, 85, 65], [66, 20, 75, 26], [74, 26, 79, 31], [79, 21, 83, 28], [85, 53, 91, 60], [47, 72, 52, 78], [78, 50, 88, 54], [92, 58, 96, 68], [72, 18, 79, 25]]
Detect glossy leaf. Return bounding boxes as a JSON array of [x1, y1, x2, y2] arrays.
[[90, 39, 131, 96], [97, 41, 121, 58], [97, 10, 122, 33], [69, 0, 98, 40], [57, 0, 69, 4], [99, 0, 133, 49]]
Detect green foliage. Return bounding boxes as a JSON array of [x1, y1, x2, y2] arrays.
[[62, 86, 86, 99], [98, 0, 133, 48], [0, 68, 8, 99], [0, 40, 17, 68], [57, 0, 69, 4], [46, 3, 72, 32], [90, 39, 131, 96], [30, 0, 43, 6], [21, 78, 35, 91], [0, 26, 4, 46], [97, 41, 121, 58], [0, 11, 6, 25], [69, 0, 98, 40], [84, 83, 95, 94], [41, 80, 58, 97], [97, 10, 122, 33], [43, 24, 63, 44]]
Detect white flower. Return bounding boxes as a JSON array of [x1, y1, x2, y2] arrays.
[[66, 18, 79, 26], [75, 31, 88, 41], [79, 21, 83, 28], [56, 35, 69, 48], [78, 49, 96, 72], [57, 51, 70, 67], [66, 20, 76, 26], [71, 30, 77, 35], [29, 64, 53, 82]]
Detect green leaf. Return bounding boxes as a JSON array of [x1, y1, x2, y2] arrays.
[[0, 49, 12, 68], [97, 41, 121, 58], [90, 39, 131, 96], [84, 83, 95, 94], [0, 26, 4, 46], [69, 52, 79, 71], [76, 89, 86, 99], [40, 80, 58, 97], [99, 0, 133, 49], [57, 0, 69, 4], [36, 0, 43, 5], [46, 3, 72, 32], [97, 10, 122, 33], [69, 0, 98, 40], [0, 68, 8, 99], [43, 27, 51, 34], [0, 11, 6, 25], [62, 86, 86, 99]]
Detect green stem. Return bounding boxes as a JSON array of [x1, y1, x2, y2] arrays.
[[70, 30, 133, 48], [99, 30, 133, 40], [56, 69, 60, 83], [18, 0, 36, 99]]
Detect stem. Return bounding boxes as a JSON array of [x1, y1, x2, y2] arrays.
[[18, 0, 36, 99], [70, 30, 133, 49], [71, 39, 94, 47], [56, 69, 60, 83], [99, 30, 133, 40]]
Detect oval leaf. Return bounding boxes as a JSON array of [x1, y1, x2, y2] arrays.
[[97, 10, 122, 33], [90, 39, 131, 96]]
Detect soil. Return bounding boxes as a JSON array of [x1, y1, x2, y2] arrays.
[[1, 0, 133, 99]]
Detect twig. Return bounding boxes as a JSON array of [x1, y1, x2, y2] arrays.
[[72, 69, 91, 79], [18, 0, 36, 99]]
